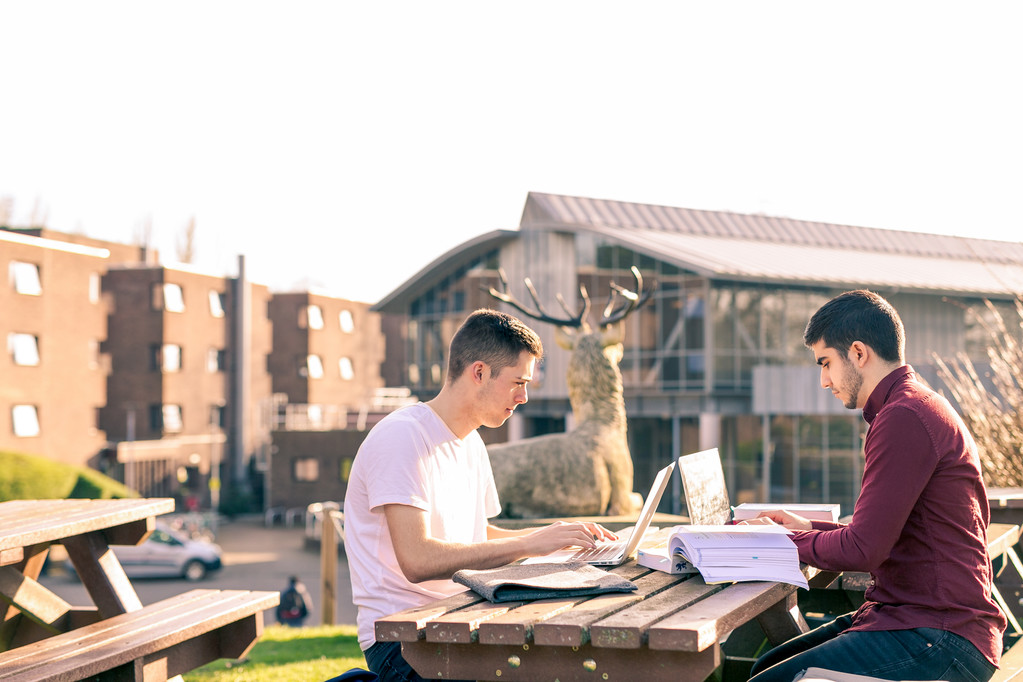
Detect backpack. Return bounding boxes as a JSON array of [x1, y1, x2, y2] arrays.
[[280, 586, 306, 619]]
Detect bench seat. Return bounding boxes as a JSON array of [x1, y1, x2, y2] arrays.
[[0, 588, 279, 682]]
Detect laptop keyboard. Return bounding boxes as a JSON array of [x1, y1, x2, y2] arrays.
[[570, 540, 624, 562]]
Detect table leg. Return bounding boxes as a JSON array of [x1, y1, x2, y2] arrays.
[[755, 592, 809, 645], [62, 530, 143, 618]]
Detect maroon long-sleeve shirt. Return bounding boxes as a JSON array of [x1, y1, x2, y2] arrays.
[[789, 365, 1006, 666]]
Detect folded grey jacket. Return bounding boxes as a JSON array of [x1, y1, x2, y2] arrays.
[[453, 562, 638, 603]]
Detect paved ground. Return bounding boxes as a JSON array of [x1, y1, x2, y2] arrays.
[[39, 515, 358, 627]]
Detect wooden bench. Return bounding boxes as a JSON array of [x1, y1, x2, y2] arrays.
[[0, 588, 279, 682], [993, 638, 1023, 682]]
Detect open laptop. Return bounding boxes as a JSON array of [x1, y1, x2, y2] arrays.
[[525, 460, 677, 566], [677, 448, 732, 525]]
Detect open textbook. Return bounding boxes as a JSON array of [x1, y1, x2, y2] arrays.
[[667, 525, 808, 589]]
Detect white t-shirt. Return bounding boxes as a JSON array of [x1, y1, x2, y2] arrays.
[[344, 403, 501, 650]]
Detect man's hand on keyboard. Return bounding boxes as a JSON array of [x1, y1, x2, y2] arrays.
[[525, 521, 618, 556]]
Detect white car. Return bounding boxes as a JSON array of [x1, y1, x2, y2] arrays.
[[112, 523, 223, 581]]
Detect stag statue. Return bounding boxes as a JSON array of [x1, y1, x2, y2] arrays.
[[485, 266, 653, 518]]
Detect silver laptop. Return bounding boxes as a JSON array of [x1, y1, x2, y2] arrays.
[[526, 461, 677, 566]]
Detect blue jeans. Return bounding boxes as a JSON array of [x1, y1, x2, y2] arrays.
[[749, 613, 996, 682], [363, 641, 472, 682]]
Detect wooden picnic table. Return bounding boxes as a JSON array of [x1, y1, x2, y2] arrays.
[[377, 557, 838, 682], [0, 498, 278, 681]]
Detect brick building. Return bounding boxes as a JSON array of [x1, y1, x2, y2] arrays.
[[2, 226, 395, 512], [98, 262, 273, 509], [1, 230, 111, 465]]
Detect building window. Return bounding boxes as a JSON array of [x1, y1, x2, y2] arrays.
[[149, 403, 183, 433], [340, 457, 354, 482], [164, 344, 182, 372], [153, 282, 185, 312], [12, 405, 40, 437], [151, 344, 182, 372], [339, 356, 354, 380], [89, 273, 101, 303], [339, 309, 355, 333], [9, 333, 40, 366], [206, 347, 226, 372], [208, 290, 225, 318], [294, 458, 319, 481], [300, 354, 324, 379], [161, 404, 183, 433], [10, 261, 42, 295], [210, 404, 226, 428], [301, 304, 324, 330]]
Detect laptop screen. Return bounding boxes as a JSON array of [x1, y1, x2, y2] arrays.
[[678, 448, 732, 525], [620, 460, 676, 556]]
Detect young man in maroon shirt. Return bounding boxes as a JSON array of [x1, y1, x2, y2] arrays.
[[744, 290, 1006, 681]]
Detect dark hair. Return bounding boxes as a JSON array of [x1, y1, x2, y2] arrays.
[[803, 290, 905, 363], [446, 309, 543, 382]]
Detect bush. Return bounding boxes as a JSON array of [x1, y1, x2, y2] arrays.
[[934, 297, 1023, 487], [0, 450, 136, 501]]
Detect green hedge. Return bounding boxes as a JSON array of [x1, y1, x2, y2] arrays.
[[0, 450, 136, 501]]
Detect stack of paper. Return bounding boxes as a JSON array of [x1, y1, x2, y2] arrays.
[[667, 525, 808, 589]]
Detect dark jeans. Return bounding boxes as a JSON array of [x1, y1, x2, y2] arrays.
[[363, 641, 472, 682], [749, 613, 996, 682]]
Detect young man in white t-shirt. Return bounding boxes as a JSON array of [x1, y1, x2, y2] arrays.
[[344, 309, 616, 682]]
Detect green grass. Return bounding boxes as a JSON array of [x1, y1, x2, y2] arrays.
[[0, 450, 135, 501], [183, 624, 368, 682]]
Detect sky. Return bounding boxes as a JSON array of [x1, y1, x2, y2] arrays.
[[2, 2, 1021, 304]]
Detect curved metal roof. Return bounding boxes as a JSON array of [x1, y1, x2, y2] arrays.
[[375, 193, 1023, 310], [372, 230, 516, 312]]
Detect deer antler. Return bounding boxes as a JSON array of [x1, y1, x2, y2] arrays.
[[486, 268, 591, 328], [599, 266, 655, 326], [486, 266, 655, 330]]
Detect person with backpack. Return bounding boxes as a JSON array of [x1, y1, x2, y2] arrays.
[[276, 575, 312, 627]]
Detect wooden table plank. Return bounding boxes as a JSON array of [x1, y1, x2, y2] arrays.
[[0, 566, 74, 633], [532, 569, 690, 647], [988, 524, 1021, 561], [478, 597, 581, 645], [591, 576, 722, 649], [648, 579, 799, 652], [0, 499, 175, 551], [374, 590, 483, 643], [426, 600, 525, 644]]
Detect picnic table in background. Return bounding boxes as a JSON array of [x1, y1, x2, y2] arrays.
[[0, 498, 278, 682]]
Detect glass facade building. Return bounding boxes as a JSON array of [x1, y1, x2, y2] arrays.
[[375, 193, 1023, 517]]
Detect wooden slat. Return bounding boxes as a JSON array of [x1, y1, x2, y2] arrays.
[[0, 589, 279, 682], [0, 549, 24, 567], [992, 636, 1023, 682], [426, 600, 524, 644], [375, 590, 483, 643], [989, 524, 1021, 561], [0, 566, 75, 633], [478, 597, 581, 645], [0, 499, 175, 551], [648, 580, 797, 652], [532, 570, 689, 647], [590, 577, 721, 649]]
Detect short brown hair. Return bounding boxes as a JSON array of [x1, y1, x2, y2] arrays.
[[446, 309, 543, 382]]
